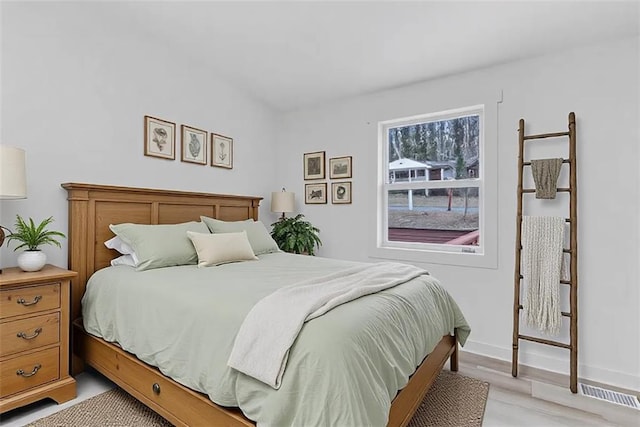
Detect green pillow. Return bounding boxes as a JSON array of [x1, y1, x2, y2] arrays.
[[200, 216, 280, 255], [109, 221, 210, 271]]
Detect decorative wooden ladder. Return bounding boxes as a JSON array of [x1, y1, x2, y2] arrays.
[[512, 112, 578, 393]]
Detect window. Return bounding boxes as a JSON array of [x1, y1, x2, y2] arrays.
[[377, 105, 485, 258]]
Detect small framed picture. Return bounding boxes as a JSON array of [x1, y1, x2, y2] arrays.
[[211, 133, 233, 169], [181, 125, 207, 165], [144, 116, 175, 160], [305, 183, 327, 204], [331, 181, 352, 204], [303, 151, 325, 180], [329, 156, 352, 179]]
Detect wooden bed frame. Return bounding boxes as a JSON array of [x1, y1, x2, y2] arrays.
[[63, 182, 458, 427]]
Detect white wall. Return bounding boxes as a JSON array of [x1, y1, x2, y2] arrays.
[[0, 2, 280, 268], [279, 37, 640, 390]]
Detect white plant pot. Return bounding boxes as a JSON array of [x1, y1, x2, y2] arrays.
[[17, 250, 47, 272]]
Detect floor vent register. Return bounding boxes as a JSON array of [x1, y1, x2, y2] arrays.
[[579, 383, 640, 410]]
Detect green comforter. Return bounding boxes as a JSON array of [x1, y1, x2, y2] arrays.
[[82, 253, 470, 426]]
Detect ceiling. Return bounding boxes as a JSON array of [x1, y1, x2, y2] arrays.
[[101, 1, 638, 112]]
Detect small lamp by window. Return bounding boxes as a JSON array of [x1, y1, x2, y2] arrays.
[[271, 188, 295, 220], [0, 145, 27, 248]]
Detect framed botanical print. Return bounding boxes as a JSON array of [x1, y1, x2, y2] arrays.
[[331, 181, 352, 204], [181, 125, 207, 165], [303, 151, 325, 180], [329, 156, 352, 179], [305, 183, 327, 204], [211, 133, 233, 169], [144, 116, 176, 160]]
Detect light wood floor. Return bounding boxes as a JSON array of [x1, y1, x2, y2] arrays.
[[3, 359, 635, 427], [485, 386, 618, 426], [458, 351, 638, 427]]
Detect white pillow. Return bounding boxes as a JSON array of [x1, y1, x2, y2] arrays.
[[105, 236, 134, 253], [105, 236, 139, 264], [187, 231, 258, 267], [110, 254, 136, 267]]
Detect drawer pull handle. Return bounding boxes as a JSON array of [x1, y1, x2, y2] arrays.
[[152, 383, 161, 395], [17, 327, 43, 340], [17, 295, 42, 306], [16, 364, 42, 378]]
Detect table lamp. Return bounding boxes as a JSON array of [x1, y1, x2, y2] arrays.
[[271, 188, 295, 220]]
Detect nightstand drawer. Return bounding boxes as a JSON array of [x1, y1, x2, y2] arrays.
[[0, 283, 60, 319], [0, 313, 60, 357], [0, 347, 60, 398]]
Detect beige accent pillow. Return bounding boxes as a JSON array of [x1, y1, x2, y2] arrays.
[[187, 231, 258, 267]]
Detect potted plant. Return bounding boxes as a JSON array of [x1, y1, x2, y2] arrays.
[[271, 214, 322, 255], [7, 215, 65, 272]]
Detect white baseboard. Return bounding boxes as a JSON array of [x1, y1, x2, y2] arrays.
[[462, 339, 640, 393]]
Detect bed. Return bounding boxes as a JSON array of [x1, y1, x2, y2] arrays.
[[63, 182, 469, 427]]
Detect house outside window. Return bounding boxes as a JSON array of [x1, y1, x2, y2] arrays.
[[378, 105, 484, 257]]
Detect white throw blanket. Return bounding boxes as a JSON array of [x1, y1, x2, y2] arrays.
[[227, 262, 427, 389], [521, 216, 564, 336]]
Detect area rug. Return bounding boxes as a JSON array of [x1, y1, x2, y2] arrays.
[[29, 370, 489, 426]]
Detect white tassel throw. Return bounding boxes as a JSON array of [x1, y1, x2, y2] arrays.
[[521, 216, 565, 336]]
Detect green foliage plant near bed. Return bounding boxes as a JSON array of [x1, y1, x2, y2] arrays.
[[7, 215, 65, 251], [270, 214, 321, 255]]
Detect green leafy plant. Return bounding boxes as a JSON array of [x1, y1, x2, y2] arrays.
[[7, 215, 65, 251], [271, 214, 322, 255]]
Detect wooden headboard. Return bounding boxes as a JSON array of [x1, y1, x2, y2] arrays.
[[62, 183, 262, 326]]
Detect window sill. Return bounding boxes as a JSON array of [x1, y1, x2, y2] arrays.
[[369, 245, 497, 269]]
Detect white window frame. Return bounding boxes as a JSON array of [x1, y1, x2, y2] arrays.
[[374, 104, 497, 268]]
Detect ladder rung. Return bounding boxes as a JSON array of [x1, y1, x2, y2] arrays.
[[518, 275, 572, 286], [522, 188, 571, 193], [518, 334, 572, 349], [517, 305, 571, 318], [516, 217, 571, 223], [523, 159, 570, 166], [523, 131, 570, 140], [519, 247, 571, 252]]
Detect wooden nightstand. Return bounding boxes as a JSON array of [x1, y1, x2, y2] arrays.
[[0, 265, 77, 413]]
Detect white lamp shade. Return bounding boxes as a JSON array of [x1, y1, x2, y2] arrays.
[[271, 191, 295, 213], [0, 145, 27, 199]]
